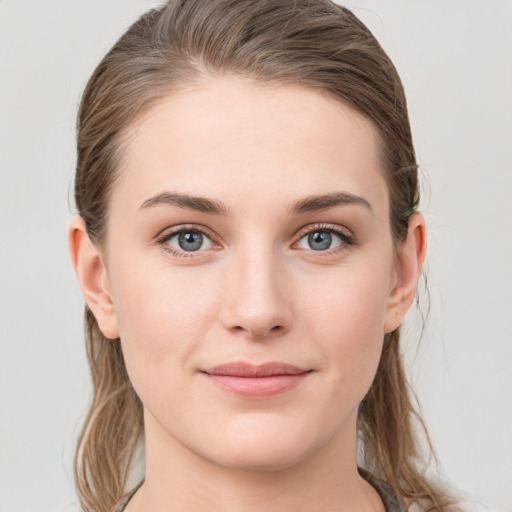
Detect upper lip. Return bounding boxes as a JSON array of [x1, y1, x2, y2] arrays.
[[203, 362, 311, 377]]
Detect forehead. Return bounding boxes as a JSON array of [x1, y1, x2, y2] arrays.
[[113, 76, 387, 215]]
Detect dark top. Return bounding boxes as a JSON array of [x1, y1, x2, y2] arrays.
[[112, 469, 408, 512]]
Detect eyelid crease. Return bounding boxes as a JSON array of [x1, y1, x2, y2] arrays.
[[155, 224, 219, 246], [293, 223, 355, 244]]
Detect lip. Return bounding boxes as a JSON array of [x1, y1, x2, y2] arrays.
[[201, 362, 312, 398]]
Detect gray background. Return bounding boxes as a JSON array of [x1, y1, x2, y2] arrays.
[[0, 1, 511, 511]]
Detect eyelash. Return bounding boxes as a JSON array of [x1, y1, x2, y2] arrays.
[[155, 223, 355, 258], [293, 223, 355, 255], [156, 225, 219, 258]]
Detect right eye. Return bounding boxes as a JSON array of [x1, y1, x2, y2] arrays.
[[157, 226, 216, 256]]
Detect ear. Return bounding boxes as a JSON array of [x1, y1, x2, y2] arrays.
[[384, 214, 427, 333], [68, 216, 119, 339]]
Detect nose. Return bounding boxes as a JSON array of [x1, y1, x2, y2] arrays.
[[220, 245, 292, 340]]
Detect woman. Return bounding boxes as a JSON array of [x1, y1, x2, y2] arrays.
[[68, 1, 458, 511]]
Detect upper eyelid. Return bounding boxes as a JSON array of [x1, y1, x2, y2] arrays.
[[293, 223, 353, 240], [156, 224, 217, 242]]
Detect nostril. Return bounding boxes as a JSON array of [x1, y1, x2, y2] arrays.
[[231, 324, 285, 338]]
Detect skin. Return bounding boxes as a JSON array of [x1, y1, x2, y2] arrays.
[[69, 76, 426, 512]]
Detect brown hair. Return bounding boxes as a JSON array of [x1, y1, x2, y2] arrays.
[[74, 1, 456, 510]]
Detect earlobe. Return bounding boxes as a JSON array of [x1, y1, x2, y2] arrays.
[[384, 214, 427, 333], [68, 216, 119, 339]]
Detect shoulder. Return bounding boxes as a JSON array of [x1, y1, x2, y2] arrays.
[[358, 468, 407, 512], [110, 480, 144, 512], [111, 494, 131, 512]]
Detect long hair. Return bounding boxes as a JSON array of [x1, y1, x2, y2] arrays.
[[73, 1, 456, 510]]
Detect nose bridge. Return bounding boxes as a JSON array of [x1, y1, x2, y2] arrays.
[[221, 238, 291, 338]]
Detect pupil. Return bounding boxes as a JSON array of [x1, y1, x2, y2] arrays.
[[178, 231, 203, 251], [308, 231, 332, 251]]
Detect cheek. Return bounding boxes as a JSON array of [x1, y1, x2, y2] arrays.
[[298, 259, 393, 395], [107, 254, 219, 385], [299, 253, 392, 332]]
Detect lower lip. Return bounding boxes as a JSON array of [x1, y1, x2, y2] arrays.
[[203, 372, 311, 398]]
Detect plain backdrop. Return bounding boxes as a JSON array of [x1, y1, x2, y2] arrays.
[[0, 1, 511, 511]]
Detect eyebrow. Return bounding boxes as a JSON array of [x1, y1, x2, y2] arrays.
[[139, 192, 229, 215], [290, 192, 372, 214], [139, 190, 372, 216]]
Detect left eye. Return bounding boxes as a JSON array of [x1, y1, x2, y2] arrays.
[[166, 230, 214, 252], [296, 230, 343, 251]]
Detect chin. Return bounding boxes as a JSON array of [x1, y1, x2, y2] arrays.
[[191, 421, 328, 473], [205, 442, 309, 473]]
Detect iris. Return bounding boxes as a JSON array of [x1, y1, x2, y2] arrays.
[[308, 231, 332, 251], [178, 231, 203, 251]]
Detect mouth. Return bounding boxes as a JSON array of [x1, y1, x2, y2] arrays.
[[201, 362, 313, 398]]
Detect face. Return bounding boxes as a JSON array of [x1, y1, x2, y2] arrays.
[[101, 77, 402, 471]]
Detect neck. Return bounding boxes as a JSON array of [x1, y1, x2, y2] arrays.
[[128, 411, 384, 512]]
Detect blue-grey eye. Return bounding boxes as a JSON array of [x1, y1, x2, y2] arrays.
[[167, 230, 214, 252], [297, 230, 343, 251]]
